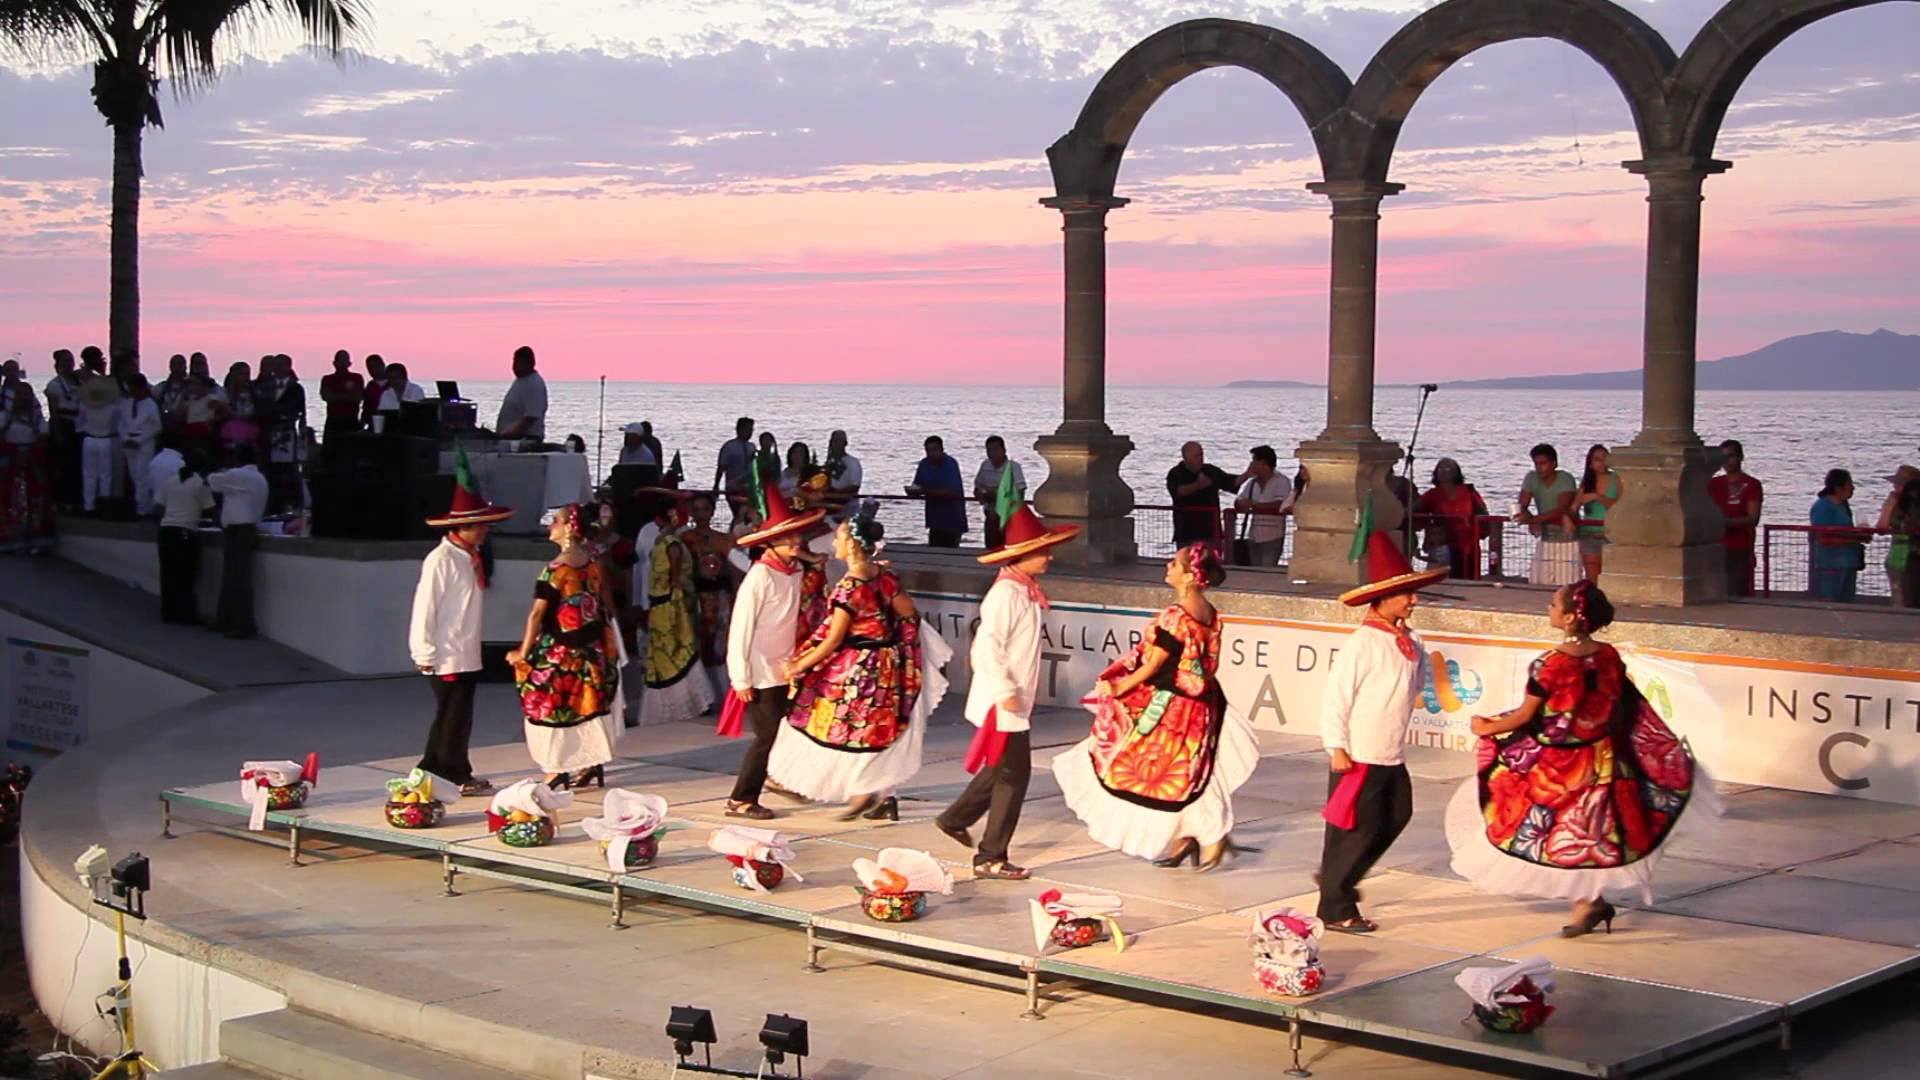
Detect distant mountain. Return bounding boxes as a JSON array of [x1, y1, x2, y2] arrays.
[[1222, 379, 1322, 388], [1444, 329, 1920, 390]]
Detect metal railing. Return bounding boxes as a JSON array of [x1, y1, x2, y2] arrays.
[[1760, 524, 1901, 600]]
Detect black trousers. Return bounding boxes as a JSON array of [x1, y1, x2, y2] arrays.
[[928, 528, 963, 548], [982, 511, 1005, 551], [419, 672, 479, 783], [157, 526, 200, 625], [217, 523, 258, 638], [729, 685, 792, 803], [51, 421, 80, 508], [938, 730, 1032, 864], [1315, 763, 1413, 923]]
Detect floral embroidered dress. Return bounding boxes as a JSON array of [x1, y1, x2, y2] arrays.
[[1053, 606, 1261, 860], [517, 559, 620, 773], [1445, 644, 1706, 903], [639, 529, 715, 724], [766, 569, 953, 802]]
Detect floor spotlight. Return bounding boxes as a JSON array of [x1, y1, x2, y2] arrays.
[[667, 1005, 717, 1069], [757, 1013, 809, 1078]]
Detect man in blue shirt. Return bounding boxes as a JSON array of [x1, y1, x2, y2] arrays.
[[909, 435, 967, 547]]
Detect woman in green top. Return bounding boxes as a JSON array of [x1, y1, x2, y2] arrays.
[[1574, 444, 1624, 582], [1879, 476, 1920, 609]]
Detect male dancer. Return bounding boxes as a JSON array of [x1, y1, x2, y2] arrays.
[[410, 456, 512, 795], [722, 487, 825, 819], [1316, 532, 1447, 932], [936, 504, 1079, 881]]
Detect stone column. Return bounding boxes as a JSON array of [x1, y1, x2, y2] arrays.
[[1033, 195, 1136, 564], [1605, 157, 1732, 606], [1290, 180, 1407, 585]]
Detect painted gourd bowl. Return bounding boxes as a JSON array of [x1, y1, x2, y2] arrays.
[[730, 861, 785, 890], [1253, 957, 1327, 997], [384, 800, 445, 830], [499, 818, 556, 848], [854, 887, 927, 923], [264, 783, 308, 811], [600, 835, 659, 868], [1049, 917, 1105, 949], [1470, 978, 1554, 1033]]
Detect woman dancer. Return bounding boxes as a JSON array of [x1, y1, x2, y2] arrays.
[[640, 490, 717, 724], [508, 504, 619, 789], [1445, 580, 1707, 937], [768, 506, 949, 819], [1054, 542, 1260, 871]]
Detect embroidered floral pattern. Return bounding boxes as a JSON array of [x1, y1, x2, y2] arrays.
[[1084, 606, 1228, 811], [786, 571, 922, 751], [516, 560, 619, 727]]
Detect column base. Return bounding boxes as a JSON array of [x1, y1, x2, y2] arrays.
[[1033, 430, 1136, 566], [1600, 442, 1727, 606], [1289, 437, 1406, 586]]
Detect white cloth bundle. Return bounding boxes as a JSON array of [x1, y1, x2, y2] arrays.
[[581, 790, 669, 871], [708, 826, 803, 892], [852, 849, 953, 897], [1455, 957, 1555, 1011], [239, 754, 318, 831], [490, 777, 573, 820], [1248, 907, 1324, 967], [1030, 889, 1127, 952]]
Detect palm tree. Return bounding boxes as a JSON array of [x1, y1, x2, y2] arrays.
[[0, 1, 367, 363]]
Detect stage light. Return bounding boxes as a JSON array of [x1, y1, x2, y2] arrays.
[[758, 1013, 808, 1077], [666, 1006, 717, 1067]]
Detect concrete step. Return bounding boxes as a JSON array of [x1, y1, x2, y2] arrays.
[[159, 1065, 273, 1079], [220, 1009, 534, 1080]]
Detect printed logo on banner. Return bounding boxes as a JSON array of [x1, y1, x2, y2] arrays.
[[7, 636, 91, 753]]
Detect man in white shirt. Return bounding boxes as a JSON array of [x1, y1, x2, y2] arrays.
[[971, 435, 1027, 549], [823, 429, 862, 522], [75, 368, 123, 513], [377, 362, 427, 414], [410, 478, 513, 795], [617, 422, 659, 468], [1315, 532, 1447, 932], [494, 345, 548, 441], [208, 446, 270, 639], [1233, 445, 1293, 568], [119, 375, 164, 514], [156, 450, 214, 624], [722, 489, 827, 819], [44, 349, 82, 510], [935, 503, 1079, 880], [146, 435, 184, 516]]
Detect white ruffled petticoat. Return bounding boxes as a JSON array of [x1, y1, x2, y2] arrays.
[[766, 621, 953, 803], [637, 663, 715, 726], [1051, 703, 1261, 861], [525, 715, 617, 773], [1443, 763, 1721, 905]]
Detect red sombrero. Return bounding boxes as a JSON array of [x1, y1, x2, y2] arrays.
[[425, 454, 513, 528], [1338, 532, 1447, 607], [736, 485, 826, 548], [978, 504, 1079, 565]]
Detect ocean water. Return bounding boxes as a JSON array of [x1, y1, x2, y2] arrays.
[[320, 382, 1920, 529]]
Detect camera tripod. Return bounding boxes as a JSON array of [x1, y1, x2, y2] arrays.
[[88, 908, 158, 1079]]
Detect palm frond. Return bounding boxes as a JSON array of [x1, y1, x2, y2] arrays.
[[0, 0, 113, 62], [145, 0, 367, 92]]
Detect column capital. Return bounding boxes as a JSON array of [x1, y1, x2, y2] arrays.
[[1620, 156, 1731, 180], [1305, 179, 1405, 202], [1038, 195, 1130, 213]]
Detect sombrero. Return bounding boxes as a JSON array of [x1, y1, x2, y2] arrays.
[[979, 504, 1079, 565], [425, 451, 512, 528], [1338, 532, 1447, 607], [736, 485, 826, 548]]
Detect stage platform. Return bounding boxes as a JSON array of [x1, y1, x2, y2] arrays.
[[162, 739, 1920, 1079]]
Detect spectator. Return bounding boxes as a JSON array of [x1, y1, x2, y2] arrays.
[[155, 354, 191, 427], [157, 449, 214, 624], [44, 349, 81, 511], [146, 432, 184, 517], [909, 435, 967, 547], [778, 441, 815, 497], [209, 444, 269, 638], [1707, 439, 1763, 597], [712, 416, 756, 520], [75, 365, 123, 513], [564, 433, 588, 455], [1574, 444, 1623, 582], [973, 435, 1027, 549], [319, 350, 364, 442], [1413, 457, 1488, 579], [618, 423, 657, 466], [636, 421, 663, 466], [118, 374, 163, 516], [1232, 445, 1291, 568], [0, 360, 51, 552], [755, 431, 780, 487], [359, 354, 388, 427], [495, 345, 547, 441], [1809, 468, 1861, 603], [188, 351, 212, 383], [219, 361, 260, 454], [377, 362, 425, 415], [177, 373, 222, 459], [79, 345, 106, 376], [1514, 442, 1578, 586], [1166, 441, 1245, 548], [824, 429, 862, 520], [1882, 475, 1920, 610]]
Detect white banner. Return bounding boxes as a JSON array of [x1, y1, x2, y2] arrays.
[[914, 591, 1920, 805], [7, 637, 90, 752]]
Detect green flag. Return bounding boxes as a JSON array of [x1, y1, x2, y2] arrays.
[[749, 458, 769, 519], [454, 441, 476, 494], [1347, 492, 1374, 563], [995, 462, 1020, 525]]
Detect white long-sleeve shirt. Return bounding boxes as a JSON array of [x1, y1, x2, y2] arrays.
[[726, 558, 803, 692], [963, 575, 1044, 733], [409, 537, 485, 675], [1320, 621, 1427, 766], [208, 465, 269, 526], [119, 398, 162, 448]]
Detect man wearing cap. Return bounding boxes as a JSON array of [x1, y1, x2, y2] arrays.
[[935, 502, 1080, 880], [1315, 532, 1446, 933], [618, 423, 659, 469], [409, 458, 513, 796], [722, 487, 828, 819]]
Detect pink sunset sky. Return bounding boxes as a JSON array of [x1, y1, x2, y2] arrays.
[[1, 0, 1917, 385]]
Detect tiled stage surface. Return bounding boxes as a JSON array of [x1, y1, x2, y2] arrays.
[[165, 742, 1920, 1077]]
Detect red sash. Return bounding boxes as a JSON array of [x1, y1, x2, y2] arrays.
[[715, 689, 749, 739], [1321, 764, 1371, 830], [963, 706, 1009, 774]]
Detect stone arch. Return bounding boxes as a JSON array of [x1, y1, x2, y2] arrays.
[[1343, 0, 1677, 181], [1671, 0, 1918, 159], [1045, 18, 1351, 200]]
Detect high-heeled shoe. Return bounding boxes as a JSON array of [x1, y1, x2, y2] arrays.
[[862, 796, 899, 822], [838, 795, 878, 822], [545, 772, 573, 791], [1153, 838, 1199, 868], [1196, 835, 1254, 874], [1561, 900, 1616, 938], [569, 764, 605, 789]]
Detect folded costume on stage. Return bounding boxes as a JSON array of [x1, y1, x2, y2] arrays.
[[1248, 907, 1326, 996], [581, 790, 670, 870], [852, 848, 952, 922], [488, 777, 572, 848], [709, 825, 803, 892], [1030, 889, 1126, 953], [239, 753, 320, 831], [1457, 957, 1556, 1033]]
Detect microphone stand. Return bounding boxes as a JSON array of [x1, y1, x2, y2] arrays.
[[1401, 384, 1437, 557]]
